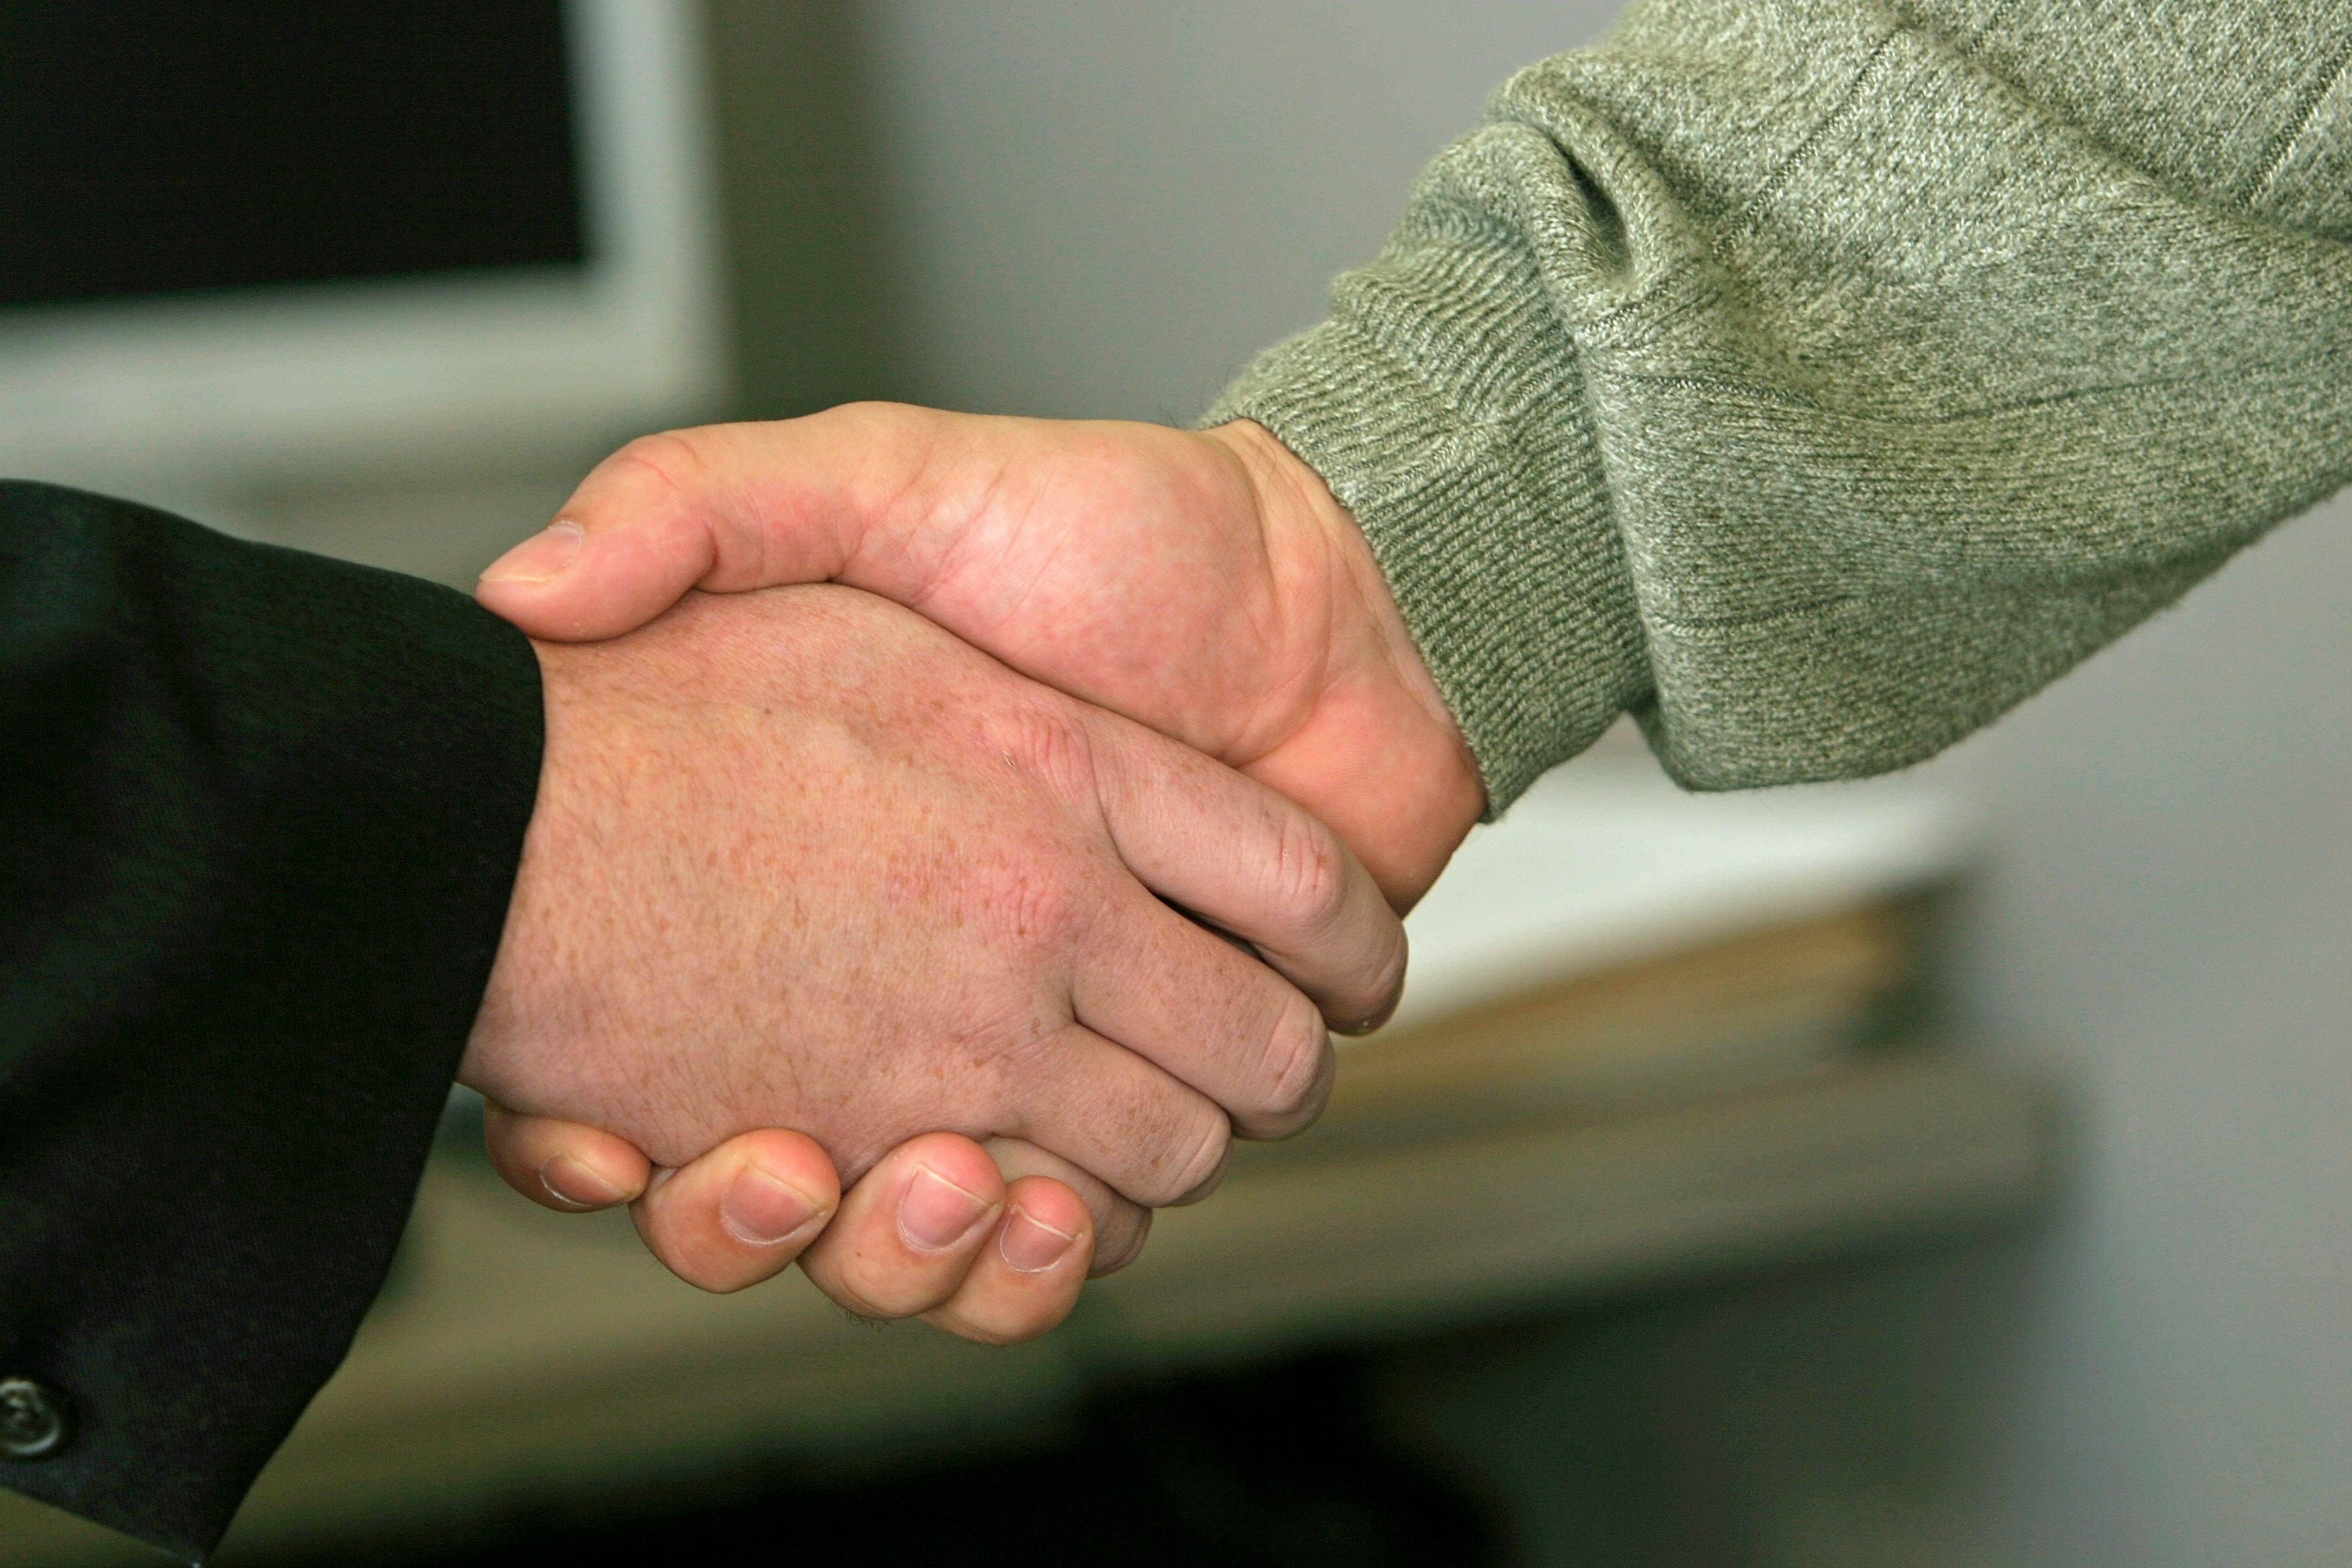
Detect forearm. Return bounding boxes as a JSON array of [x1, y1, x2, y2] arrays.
[[0, 483, 542, 1559], [1207, 0, 2352, 809]]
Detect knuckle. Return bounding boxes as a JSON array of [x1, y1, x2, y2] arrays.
[[824, 400, 928, 442], [1267, 810, 1350, 945], [1364, 927, 1411, 1026], [1089, 1207, 1153, 1277], [1247, 991, 1335, 1134], [966, 858, 1087, 964], [1147, 1107, 1232, 1208], [595, 428, 717, 506], [977, 700, 1100, 803], [956, 1015, 1080, 1140], [1328, 923, 1411, 1035]]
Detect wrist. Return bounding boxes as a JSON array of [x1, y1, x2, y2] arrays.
[[1200, 421, 1483, 909], [461, 637, 593, 1115]]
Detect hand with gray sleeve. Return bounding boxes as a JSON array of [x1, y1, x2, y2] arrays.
[[482, 0, 2350, 1307]]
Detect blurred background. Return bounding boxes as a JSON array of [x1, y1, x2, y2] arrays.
[[2, 3, 2347, 1565]]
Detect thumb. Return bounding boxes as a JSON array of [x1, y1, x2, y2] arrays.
[[476, 419, 873, 640]]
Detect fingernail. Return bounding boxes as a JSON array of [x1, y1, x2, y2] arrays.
[[480, 519, 584, 584], [898, 1166, 994, 1253], [998, 1205, 1080, 1274], [720, 1164, 826, 1247], [540, 1152, 623, 1210]]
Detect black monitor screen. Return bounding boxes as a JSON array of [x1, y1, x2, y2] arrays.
[[0, 1, 586, 310]]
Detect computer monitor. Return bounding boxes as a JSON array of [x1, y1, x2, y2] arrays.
[[0, 0, 726, 510]]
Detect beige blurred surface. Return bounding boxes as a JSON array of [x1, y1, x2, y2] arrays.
[[2, 761, 2040, 1565], [0, 899, 2051, 1564], [0, 1058, 2046, 1566]]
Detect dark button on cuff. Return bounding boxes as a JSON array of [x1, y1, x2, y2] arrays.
[[0, 1378, 71, 1461]]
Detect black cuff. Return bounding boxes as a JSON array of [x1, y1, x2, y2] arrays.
[[0, 482, 544, 1560]]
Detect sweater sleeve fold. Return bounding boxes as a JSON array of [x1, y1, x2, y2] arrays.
[[1208, 0, 2352, 809]]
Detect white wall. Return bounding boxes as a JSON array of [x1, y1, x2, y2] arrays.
[[852, 5, 2352, 1563], [1929, 501, 2352, 1567], [859, 0, 1586, 422]]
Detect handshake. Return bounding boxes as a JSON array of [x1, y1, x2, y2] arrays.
[[459, 406, 1487, 1344]]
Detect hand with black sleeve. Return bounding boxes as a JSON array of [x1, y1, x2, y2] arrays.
[[0, 481, 1403, 1561]]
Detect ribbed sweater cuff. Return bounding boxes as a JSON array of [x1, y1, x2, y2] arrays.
[[1202, 310, 1647, 816]]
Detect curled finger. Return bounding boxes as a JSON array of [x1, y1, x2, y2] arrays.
[[482, 1101, 653, 1212], [629, 1128, 841, 1293]]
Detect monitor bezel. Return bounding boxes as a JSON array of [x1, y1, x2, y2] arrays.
[[0, 0, 727, 499]]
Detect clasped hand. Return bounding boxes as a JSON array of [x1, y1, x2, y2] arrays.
[[463, 408, 1485, 1342]]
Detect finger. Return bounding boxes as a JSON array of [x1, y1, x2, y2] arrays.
[[628, 1129, 841, 1294], [1086, 711, 1409, 1033], [983, 1136, 1152, 1277], [920, 1175, 1095, 1345], [1070, 888, 1336, 1141], [483, 1102, 653, 1211], [475, 419, 876, 641], [998, 1021, 1233, 1209], [798, 1134, 1006, 1320]]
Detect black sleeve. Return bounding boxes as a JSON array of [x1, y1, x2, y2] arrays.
[[0, 482, 544, 1561]]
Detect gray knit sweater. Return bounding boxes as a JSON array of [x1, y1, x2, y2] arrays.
[[1207, 0, 2351, 812]]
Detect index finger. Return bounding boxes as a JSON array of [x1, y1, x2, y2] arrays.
[[1084, 708, 1407, 1034]]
